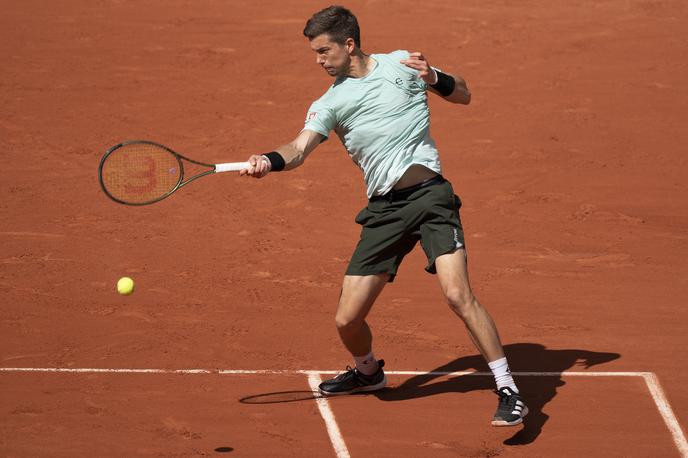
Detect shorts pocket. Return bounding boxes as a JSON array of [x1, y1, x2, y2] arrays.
[[355, 207, 373, 225]]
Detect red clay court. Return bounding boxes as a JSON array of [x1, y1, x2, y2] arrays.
[[1, 1, 687, 456]]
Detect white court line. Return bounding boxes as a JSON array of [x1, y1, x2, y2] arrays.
[[306, 373, 350, 458], [642, 373, 688, 457], [0, 368, 662, 376], [1, 367, 685, 457], [0, 367, 213, 374]]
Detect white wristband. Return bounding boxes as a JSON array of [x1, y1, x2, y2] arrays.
[[428, 66, 439, 85]]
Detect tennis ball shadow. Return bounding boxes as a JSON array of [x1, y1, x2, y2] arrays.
[[214, 446, 234, 453]]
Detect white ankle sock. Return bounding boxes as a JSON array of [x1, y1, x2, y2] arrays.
[[354, 351, 379, 375], [488, 357, 519, 393]]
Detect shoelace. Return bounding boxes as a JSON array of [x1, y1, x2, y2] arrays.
[[496, 389, 517, 407], [335, 366, 357, 380]]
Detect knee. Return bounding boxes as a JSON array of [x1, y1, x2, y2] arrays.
[[335, 286, 369, 333], [335, 309, 364, 334], [445, 288, 479, 319]]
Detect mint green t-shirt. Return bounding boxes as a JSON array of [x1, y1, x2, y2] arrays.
[[303, 50, 442, 198]]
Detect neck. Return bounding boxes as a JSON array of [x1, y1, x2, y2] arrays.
[[347, 50, 373, 78]]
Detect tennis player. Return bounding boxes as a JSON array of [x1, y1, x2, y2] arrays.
[[241, 5, 528, 426]]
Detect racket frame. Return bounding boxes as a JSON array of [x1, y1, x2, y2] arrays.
[[99, 140, 219, 206]]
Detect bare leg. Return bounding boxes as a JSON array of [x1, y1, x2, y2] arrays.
[[434, 248, 505, 362], [335, 273, 389, 356], [435, 249, 527, 426], [317, 273, 391, 396]]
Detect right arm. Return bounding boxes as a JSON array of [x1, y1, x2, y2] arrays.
[[240, 129, 326, 178]]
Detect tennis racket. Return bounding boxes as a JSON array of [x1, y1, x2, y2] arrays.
[[98, 140, 250, 205]]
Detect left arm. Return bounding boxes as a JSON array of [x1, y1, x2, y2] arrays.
[[400, 52, 471, 105]]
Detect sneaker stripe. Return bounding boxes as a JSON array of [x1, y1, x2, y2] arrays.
[[493, 389, 528, 427]]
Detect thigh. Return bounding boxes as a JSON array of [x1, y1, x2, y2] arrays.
[[337, 273, 390, 323], [418, 182, 465, 274], [346, 204, 419, 281]]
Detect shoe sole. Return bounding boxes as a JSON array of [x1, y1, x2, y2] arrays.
[[491, 406, 529, 426], [318, 375, 387, 396]]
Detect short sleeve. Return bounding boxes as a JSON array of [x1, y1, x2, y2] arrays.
[[302, 100, 336, 138], [388, 49, 410, 61], [387, 50, 426, 89]]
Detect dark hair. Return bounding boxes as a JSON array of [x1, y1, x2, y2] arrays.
[[303, 5, 361, 48]]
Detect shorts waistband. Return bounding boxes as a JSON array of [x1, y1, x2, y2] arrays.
[[370, 175, 446, 202]]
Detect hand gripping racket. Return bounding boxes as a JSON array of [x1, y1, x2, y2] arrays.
[[98, 140, 250, 205]]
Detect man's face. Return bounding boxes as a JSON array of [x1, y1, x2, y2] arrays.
[[309, 34, 352, 77]]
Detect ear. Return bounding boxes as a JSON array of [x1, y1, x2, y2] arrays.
[[345, 37, 356, 54]]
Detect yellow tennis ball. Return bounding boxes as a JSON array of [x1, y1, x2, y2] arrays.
[[116, 277, 135, 295]]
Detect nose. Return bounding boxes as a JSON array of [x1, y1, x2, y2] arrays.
[[316, 54, 325, 65]]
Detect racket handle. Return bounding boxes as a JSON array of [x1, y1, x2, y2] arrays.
[[215, 162, 251, 173]]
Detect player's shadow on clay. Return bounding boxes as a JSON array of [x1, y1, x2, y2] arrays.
[[374, 342, 620, 446]]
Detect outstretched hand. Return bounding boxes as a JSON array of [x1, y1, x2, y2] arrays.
[[239, 154, 271, 178], [400, 52, 438, 85]]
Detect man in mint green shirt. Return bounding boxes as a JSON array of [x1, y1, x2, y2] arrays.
[[241, 5, 528, 427], [303, 48, 441, 198]]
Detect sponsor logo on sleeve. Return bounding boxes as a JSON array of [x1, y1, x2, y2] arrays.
[[306, 112, 317, 122]]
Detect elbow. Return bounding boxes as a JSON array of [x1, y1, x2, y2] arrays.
[[451, 88, 470, 105], [446, 85, 470, 105]]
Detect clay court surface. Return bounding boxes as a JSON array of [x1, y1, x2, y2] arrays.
[[1, 0, 687, 456]]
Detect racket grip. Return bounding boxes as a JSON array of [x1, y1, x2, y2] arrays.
[[215, 162, 251, 173]]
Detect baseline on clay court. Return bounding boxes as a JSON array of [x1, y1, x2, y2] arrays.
[[1, 367, 685, 457]]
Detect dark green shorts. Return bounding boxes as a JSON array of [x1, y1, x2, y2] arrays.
[[346, 177, 465, 282]]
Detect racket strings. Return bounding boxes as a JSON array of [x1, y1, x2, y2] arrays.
[[101, 143, 182, 204]]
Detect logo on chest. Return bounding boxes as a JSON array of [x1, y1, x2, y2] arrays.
[[392, 75, 417, 90]]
